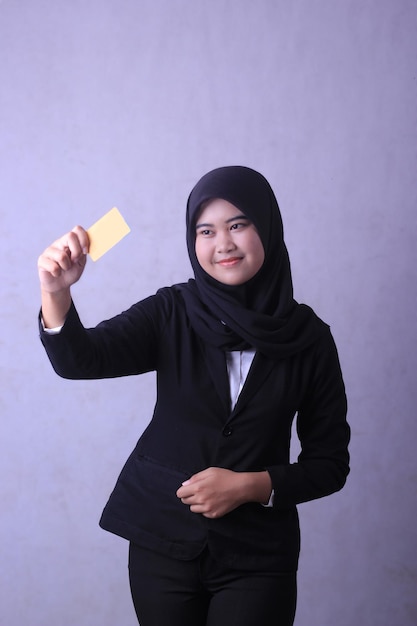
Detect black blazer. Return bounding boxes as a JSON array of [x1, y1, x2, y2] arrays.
[[40, 286, 350, 572]]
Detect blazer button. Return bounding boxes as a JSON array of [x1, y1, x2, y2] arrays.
[[222, 426, 233, 437]]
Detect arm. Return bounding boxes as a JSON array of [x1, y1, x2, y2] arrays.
[[267, 329, 350, 508], [38, 225, 163, 380]]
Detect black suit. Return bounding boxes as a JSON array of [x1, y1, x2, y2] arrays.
[[40, 286, 350, 573]]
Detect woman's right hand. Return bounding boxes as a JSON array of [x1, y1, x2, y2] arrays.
[[38, 226, 90, 293]]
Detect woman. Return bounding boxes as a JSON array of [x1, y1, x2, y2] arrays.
[[38, 166, 350, 625]]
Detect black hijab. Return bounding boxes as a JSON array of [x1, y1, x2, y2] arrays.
[[176, 166, 324, 359]]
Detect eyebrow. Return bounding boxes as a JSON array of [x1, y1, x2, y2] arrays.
[[195, 214, 249, 229]]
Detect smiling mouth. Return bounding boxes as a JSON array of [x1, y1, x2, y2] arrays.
[[217, 257, 242, 267]]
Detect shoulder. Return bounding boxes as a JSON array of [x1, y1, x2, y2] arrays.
[[121, 284, 189, 328], [297, 305, 343, 366]]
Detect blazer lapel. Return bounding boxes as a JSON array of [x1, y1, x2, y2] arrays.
[[201, 343, 231, 414], [200, 345, 276, 419], [231, 352, 275, 416]]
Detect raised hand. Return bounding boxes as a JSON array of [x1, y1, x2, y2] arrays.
[[38, 226, 89, 293], [38, 226, 89, 328]]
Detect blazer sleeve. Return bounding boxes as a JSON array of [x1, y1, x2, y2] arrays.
[[266, 328, 350, 508], [38, 294, 169, 380]]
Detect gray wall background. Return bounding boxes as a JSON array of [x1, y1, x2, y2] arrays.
[[1, 1, 416, 624]]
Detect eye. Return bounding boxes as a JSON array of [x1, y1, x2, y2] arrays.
[[230, 221, 249, 231], [196, 228, 213, 237]]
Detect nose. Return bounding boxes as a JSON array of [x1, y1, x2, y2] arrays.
[[216, 230, 236, 253]]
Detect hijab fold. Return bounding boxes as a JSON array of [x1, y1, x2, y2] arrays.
[[176, 166, 324, 359]]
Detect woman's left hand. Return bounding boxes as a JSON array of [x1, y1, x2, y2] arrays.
[[176, 467, 245, 518], [176, 467, 272, 519]]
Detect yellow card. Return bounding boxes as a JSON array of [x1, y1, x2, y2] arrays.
[[87, 207, 131, 261]]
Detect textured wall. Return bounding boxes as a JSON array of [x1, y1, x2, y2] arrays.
[[1, 1, 416, 624]]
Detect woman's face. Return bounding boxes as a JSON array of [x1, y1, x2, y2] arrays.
[[195, 198, 265, 286]]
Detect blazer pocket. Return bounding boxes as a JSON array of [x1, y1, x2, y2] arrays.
[[113, 454, 206, 544]]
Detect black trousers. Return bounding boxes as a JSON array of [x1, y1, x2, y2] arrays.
[[128, 542, 297, 626]]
